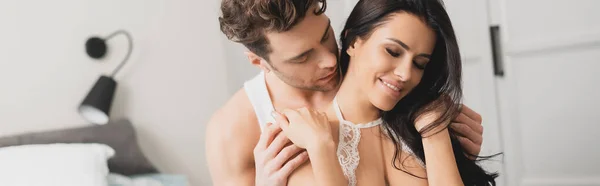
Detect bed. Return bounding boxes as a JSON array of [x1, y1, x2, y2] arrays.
[[0, 119, 188, 186]]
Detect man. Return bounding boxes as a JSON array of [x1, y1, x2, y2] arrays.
[[206, 1, 485, 186]]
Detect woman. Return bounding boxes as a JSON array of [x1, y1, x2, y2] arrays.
[[272, 0, 498, 185]]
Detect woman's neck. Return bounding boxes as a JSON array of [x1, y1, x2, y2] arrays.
[[335, 74, 381, 124]]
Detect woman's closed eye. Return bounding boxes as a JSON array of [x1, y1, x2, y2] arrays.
[[387, 47, 428, 70], [385, 48, 401, 57], [413, 61, 427, 70]]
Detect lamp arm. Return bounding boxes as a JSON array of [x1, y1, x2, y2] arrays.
[[104, 30, 133, 77]]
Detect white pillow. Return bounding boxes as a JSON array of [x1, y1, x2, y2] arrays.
[[107, 173, 164, 186], [0, 143, 115, 186]]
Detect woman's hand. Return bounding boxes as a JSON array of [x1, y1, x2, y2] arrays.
[[415, 107, 449, 135], [273, 108, 348, 186], [414, 97, 453, 136], [271, 108, 334, 152]]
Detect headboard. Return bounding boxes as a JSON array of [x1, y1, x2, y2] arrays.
[[0, 119, 157, 175]]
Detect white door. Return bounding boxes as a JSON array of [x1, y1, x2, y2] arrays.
[[493, 0, 600, 185], [333, 0, 506, 185], [445, 1, 505, 185]]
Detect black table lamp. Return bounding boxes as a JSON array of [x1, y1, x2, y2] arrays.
[[79, 30, 133, 125]]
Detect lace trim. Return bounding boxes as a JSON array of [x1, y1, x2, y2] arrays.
[[337, 122, 360, 186], [334, 97, 382, 186]]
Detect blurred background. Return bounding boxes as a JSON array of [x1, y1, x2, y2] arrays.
[[0, 0, 598, 186]]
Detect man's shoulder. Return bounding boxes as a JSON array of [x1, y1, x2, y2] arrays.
[[205, 88, 259, 180], [206, 88, 260, 142], [215, 88, 256, 118]]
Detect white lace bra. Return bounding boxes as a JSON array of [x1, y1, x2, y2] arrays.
[[333, 97, 383, 186], [333, 97, 424, 186]]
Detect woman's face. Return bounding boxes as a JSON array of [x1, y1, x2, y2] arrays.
[[346, 12, 436, 111]]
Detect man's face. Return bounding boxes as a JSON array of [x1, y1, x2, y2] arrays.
[[262, 8, 340, 92]]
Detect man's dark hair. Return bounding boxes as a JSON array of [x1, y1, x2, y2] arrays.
[[219, 0, 327, 60]]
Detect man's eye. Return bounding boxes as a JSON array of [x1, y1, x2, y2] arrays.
[[293, 55, 308, 63]]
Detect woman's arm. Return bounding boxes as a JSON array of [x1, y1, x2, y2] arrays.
[[416, 111, 464, 186], [307, 137, 348, 186], [421, 128, 463, 186]]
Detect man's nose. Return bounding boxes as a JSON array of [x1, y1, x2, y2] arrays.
[[318, 50, 337, 69]]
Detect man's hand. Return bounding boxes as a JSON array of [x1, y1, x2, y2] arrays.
[[254, 122, 309, 186], [450, 104, 484, 159]]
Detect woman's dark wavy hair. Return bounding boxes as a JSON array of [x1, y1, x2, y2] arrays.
[[339, 0, 499, 185]]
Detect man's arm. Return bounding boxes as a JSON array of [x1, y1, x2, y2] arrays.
[[206, 89, 308, 186], [206, 89, 261, 186]]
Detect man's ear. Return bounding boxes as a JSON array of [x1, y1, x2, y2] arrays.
[[245, 51, 271, 73]]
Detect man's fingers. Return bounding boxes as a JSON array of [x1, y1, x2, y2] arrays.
[[451, 122, 483, 145], [265, 132, 291, 160], [266, 145, 304, 173], [457, 136, 480, 159], [277, 151, 309, 178], [455, 113, 484, 134], [255, 122, 282, 151], [459, 104, 483, 123]]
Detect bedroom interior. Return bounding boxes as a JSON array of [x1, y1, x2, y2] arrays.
[[0, 0, 226, 185], [1, 0, 599, 186]]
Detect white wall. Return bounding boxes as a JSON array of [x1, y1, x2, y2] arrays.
[[0, 0, 227, 185], [224, 41, 258, 92]]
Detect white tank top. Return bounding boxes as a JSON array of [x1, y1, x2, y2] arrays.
[[244, 72, 275, 132]]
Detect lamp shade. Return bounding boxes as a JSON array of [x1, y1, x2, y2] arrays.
[[78, 75, 117, 125]]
